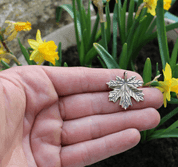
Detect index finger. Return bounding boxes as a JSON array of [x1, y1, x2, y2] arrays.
[[42, 66, 143, 96]]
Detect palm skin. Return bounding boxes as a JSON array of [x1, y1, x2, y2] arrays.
[[0, 66, 163, 167]]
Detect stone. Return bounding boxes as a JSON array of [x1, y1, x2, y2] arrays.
[[0, 0, 94, 67]]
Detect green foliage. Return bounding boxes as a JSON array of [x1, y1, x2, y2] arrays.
[[93, 43, 119, 69], [143, 58, 152, 84], [18, 38, 36, 65]]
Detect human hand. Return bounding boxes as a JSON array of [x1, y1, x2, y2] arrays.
[[0, 66, 163, 167]]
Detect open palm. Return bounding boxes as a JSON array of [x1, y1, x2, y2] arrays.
[[0, 66, 163, 167]]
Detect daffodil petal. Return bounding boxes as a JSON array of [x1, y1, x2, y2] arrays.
[[156, 86, 164, 93], [36, 29, 43, 43], [37, 58, 45, 65], [163, 93, 167, 108], [171, 78, 178, 87], [30, 49, 39, 60], [163, 63, 172, 80], [28, 39, 39, 49], [165, 89, 171, 101], [171, 79, 178, 93]]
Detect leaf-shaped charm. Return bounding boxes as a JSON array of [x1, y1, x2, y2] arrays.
[[106, 72, 144, 110]]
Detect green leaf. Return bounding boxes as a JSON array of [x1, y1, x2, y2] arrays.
[[1, 60, 10, 69], [85, 45, 98, 65], [112, 4, 118, 60], [127, 0, 135, 33], [156, 0, 170, 69], [137, 14, 154, 45], [86, 0, 91, 41], [156, 62, 160, 76], [72, 0, 80, 59], [168, 98, 178, 104], [148, 128, 178, 140], [101, 22, 108, 51], [143, 58, 152, 84], [97, 56, 107, 68], [157, 107, 178, 128], [148, 119, 178, 140], [163, 120, 178, 134], [56, 6, 62, 22], [146, 17, 157, 35], [173, 64, 178, 78], [18, 38, 36, 65], [60, 4, 74, 18], [79, 39, 85, 65], [117, 0, 125, 44], [49, 62, 54, 66], [170, 38, 178, 71], [121, 0, 127, 40], [87, 13, 100, 51], [76, 0, 87, 39], [93, 43, 120, 69], [105, 2, 111, 43], [126, 20, 139, 64], [118, 43, 127, 69], [64, 62, 68, 67], [150, 81, 160, 86], [57, 42, 62, 66]]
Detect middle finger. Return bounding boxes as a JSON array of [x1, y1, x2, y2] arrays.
[[61, 107, 160, 146], [59, 88, 163, 120]]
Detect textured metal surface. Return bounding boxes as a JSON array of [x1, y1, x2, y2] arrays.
[[106, 72, 144, 110]]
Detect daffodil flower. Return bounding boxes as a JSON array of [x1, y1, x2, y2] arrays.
[[156, 63, 178, 107], [4, 20, 31, 41], [28, 29, 59, 65], [143, 0, 172, 16]]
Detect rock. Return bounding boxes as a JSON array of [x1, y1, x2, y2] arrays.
[[0, 0, 94, 67]]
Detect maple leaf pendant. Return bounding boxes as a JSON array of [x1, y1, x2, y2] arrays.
[[106, 72, 144, 110]]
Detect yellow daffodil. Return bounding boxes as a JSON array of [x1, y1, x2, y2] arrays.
[[28, 29, 59, 65], [4, 20, 31, 41], [156, 63, 178, 107], [143, 0, 172, 16]]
